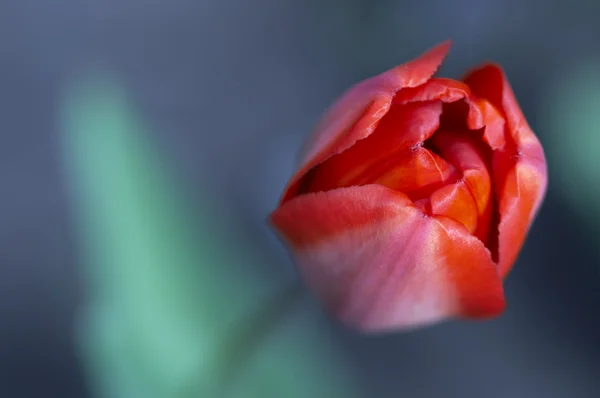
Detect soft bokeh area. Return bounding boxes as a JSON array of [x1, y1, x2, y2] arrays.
[[1, 1, 599, 397]]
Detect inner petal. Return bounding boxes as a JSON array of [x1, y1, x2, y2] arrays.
[[429, 181, 479, 234], [370, 146, 459, 200], [300, 101, 443, 194], [428, 130, 493, 243]]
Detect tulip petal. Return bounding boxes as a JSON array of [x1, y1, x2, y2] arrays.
[[430, 131, 494, 243], [394, 78, 472, 104], [303, 145, 459, 202], [431, 215, 505, 318], [370, 147, 458, 198], [430, 182, 479, 234], [270, 185, 504, 332], [282, 42, 452, 203], [463, 65, 548, 277], [299, 101, 447, 195], [473, 98, 506, 150], [394, 78, 507, 150]]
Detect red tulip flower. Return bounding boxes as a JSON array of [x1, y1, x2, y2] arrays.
[[269, 42, 547, 333]]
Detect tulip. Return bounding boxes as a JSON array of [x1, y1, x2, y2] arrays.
[[269, 42, 547, 333]]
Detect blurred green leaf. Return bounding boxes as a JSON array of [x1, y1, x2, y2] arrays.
[[541, 60, 600, 226], [60, 74, 360, 398]]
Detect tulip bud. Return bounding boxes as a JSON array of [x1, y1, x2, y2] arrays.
[[270, 42, 547, 333]]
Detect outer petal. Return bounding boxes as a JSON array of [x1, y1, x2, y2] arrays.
[[270, 185, 505, 333], [281, 41, 451, 203], [463, 65, 548, 277]]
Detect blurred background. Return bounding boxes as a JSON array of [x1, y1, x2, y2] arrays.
[[1, 0, 599, 397]]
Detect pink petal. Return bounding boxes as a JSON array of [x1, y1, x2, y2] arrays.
[[463, 65, 548, 277], [270, 185, 505, 333]]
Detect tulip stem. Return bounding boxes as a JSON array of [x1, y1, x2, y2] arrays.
[[213, 279, 305, 396]]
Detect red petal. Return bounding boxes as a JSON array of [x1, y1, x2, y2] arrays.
[[300, 101, 446, 194], [430, 131, 493, 242], [432, 215, 506, 319], [463, 65, 548, 277], [394, 77, 472, 104], [430, 182, 478, 234], [370, 147, 458, 199], [473, 98, 506, 150], [280, 41, 452, 203], [270, 185, 505, 333], [394, 78, 506, 150]]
